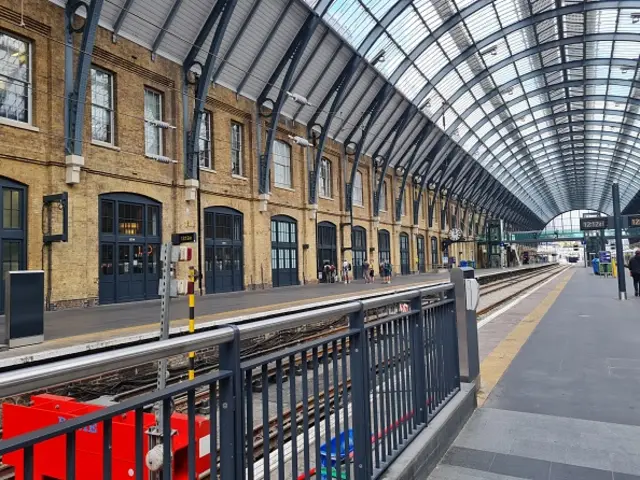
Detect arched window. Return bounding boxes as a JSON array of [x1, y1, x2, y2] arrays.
[[353, 171, 364, 206], [380, 181, 388, 211], [273, 140, 292, 188], [319, 158, 332, 198]]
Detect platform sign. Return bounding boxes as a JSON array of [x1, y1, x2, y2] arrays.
[[627, 215, 640, 228], [599, 251, 611, 263], [580, 217, 609, 231], [172, 232, 197, 245]]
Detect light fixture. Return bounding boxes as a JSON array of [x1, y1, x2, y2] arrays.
[[372, 49, 386, 66], [503, 86, 514, 95], [395, 166, 405, 176], [414, 175, 422, 184], [631, 13, 640, 23], [286, 91, 310, 106], [288, 135, 311, 147], [481, 46, 498, 56]]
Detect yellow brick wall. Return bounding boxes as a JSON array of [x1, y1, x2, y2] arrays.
[[0, 0, 481, 308]]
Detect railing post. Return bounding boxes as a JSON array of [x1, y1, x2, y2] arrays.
[[449, 267, 480, 384], [349, 302, 372, 480], [410, 293, 427, 425], [218, 326, 244, 479]]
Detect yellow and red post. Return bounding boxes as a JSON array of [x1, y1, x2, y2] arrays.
[[188, 266, 196, 380]]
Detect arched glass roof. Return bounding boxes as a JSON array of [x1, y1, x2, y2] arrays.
[[303, 0, 640, 219]]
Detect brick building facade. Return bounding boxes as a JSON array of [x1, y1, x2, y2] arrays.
[[0, 0, 481, 310]]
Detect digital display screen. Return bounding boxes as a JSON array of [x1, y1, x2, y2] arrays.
[[580, 218, 608, 230], [628, 216, 640, 228]]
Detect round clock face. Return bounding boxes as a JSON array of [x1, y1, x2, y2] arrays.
[[449, 228, 462, 241]]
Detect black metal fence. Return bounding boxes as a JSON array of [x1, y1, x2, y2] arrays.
[[0, 283, 460, 480]]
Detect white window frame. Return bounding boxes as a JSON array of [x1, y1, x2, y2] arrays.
[[144, 88, 163, 157], [231, 121, 243, 176], [91, 67, 115, 145], [353, 171, 364, 206], [401, 189, 406, 216], [380, 181, 387, 211], [199, 111, 212, 169], [0, 31, 32, 125], [273, 140, 292, 188], [319, 157, 332, 198]]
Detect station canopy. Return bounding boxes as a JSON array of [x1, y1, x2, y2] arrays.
[[80, 0, 640, 226]]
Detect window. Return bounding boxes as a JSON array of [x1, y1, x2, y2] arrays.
[[0, 31, 31, 123], [380, 181, 387, 211], [319, 158, 332, 198], [273, 140, 292, 188], [118, 203, 143, 236], [401, 189, 406, 216], [2, 189, 21, 229], [144, 89, 163, 156], [101, 200, 114, 234], [91, 68, 114, 144], [199, 111, 212, 169], [231, 122, 243, 176], [353, 171, 363, 206]]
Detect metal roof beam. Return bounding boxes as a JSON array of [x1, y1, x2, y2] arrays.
[[151, 0, 184, 56], [257, 13, 321, 195], [112, 0, 134, 41], [307, 54, 361, 204], [185, 0, 238, 179]]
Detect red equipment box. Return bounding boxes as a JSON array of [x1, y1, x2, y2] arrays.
[[2, 394, 212, 480]]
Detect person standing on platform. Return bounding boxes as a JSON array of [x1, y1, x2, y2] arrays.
[[627, 250, 640, 296], [369, 262, 375, 284], [342, 258, 350, 284], [362, 259, 370, 283]]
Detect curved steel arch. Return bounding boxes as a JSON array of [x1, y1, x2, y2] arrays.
[[492, 129, 640, 167], [409, 7, 640, 107], [444, 57, 640, 122]]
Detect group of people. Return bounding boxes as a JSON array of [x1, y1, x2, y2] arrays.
[[338, 259, 393, 284]]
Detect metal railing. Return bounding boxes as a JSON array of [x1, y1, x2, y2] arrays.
[[0, 282, 461, 480]]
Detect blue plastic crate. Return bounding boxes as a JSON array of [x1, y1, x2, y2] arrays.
[[319, 430, 354, 468]]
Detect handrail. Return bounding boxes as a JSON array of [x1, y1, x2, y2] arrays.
[[0, 282, 455, 399]]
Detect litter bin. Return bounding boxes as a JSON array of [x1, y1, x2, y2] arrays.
[[460, 260, 468, 267]]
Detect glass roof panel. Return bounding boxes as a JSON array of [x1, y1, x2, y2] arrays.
[[315, 0, 640, 220]]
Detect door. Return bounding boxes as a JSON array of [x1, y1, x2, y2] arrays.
[[0, 179, 26, 315], [204, 208, 244, 294], [352, 226, 367, 280], [400, 233, 410, 275], [317, 222, 337, 280], [271, 216, 298, 287], [417, 235, 426, 273], [378, 229, 391, 267], [99, 195, 162, 304]]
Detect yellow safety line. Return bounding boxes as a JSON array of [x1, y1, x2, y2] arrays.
[[476, 269, 574, 407]]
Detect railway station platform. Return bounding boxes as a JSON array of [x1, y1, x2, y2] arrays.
[[0, 264, 549, 368], [422, 266, 640, 480]]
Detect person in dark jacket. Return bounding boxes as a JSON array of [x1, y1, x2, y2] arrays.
[[628, 250, 640, 297]]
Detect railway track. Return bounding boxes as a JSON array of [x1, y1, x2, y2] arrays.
[[0, 265, 564, 479]]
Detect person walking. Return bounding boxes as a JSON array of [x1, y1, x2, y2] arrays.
[[627, 250, 640, 296], [362, 259, 370, 283], [369, 261, 375, 284]]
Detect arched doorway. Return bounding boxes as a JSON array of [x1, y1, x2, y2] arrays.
[[431, 236, 438, 269], [317, 221, 337, 278], [352, 226, 367, 280], [417, 235, 426, 273], [399, 232, 410, 275], [204, 207, 243, 294], [99, 193, 161, 304], [0, 177, 27, 314], [271, 215, 299, 287], [378, 229, 391, 268]]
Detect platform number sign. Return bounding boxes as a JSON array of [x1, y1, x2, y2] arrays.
[[579, 217, 608, 231]]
